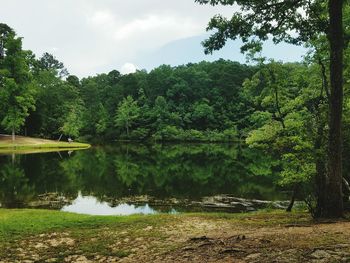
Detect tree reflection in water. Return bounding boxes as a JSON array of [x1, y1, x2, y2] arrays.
[[0, 143, 285, 210]]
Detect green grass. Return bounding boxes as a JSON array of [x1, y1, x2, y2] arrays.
[[0, 209, 165, 241], [1, 209, 348, 262], [1, 209, 347, 261], [192, 209, 312, 226], [0, 209, 171, 259], [0, 209, 311, 244], [0, 135, 90, 153]]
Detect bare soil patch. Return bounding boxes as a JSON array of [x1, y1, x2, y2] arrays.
[[1, 214, 350, 262]]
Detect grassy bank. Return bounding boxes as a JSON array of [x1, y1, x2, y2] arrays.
[[1, 209, 350, 262], [0, 135, 90, 153]]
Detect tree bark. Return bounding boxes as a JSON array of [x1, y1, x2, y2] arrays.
[[324, 0, 344, 218], [269, 66, 286, 129], [314, 59, 327, 217], [286, 184, 299, 212]]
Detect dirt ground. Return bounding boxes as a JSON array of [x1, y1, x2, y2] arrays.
[[0, 134, 53, 144], [1, 214, 350, 263]]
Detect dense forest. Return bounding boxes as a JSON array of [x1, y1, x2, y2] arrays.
[[0, 25, 256, 142], [1, 8, 350, 218]]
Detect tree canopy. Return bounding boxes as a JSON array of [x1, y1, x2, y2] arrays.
[[195, 0, 347, 218]]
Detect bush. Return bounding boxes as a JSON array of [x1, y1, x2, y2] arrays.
[[152, 125, 183, 141]]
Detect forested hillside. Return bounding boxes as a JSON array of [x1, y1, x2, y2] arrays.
[[0, 24, 257, 141], [21, 57, 257, 142], [0, 23, 308, 143]]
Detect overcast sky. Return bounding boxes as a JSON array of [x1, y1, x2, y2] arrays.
[[1, 0, 306, 77]]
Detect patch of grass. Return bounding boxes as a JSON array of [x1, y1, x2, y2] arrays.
[[0, 209, 171, 259], [182, 209, 312, 226], [0, 135, 90, 153], [0, 209, 313, 243], [77, 238, 131, 258], [0, 209, 167, 242]]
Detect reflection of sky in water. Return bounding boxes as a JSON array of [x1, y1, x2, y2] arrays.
[[61, 194, 158, 216]]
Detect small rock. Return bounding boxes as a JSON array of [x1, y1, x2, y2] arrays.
[[64, 255, 92, 263], [245, 253, 262, 260], [144, 226, 153, 231], [45, 259, 58, 263], [34, 243, 48, 249]]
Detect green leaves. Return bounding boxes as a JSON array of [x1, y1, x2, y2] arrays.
[[243, 61, 325, 188], [246, 120, 282, 148], [0, 26, 35, 137], [191, 99, 215, 130], [60, 106, 83, 138], [197, 0, 328, 55], [114, 96, 141, 137]]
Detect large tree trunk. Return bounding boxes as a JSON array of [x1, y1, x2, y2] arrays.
[[314, 55, 328, 217], [324, 0, 344, 218]]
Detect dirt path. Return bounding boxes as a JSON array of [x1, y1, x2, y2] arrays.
[[1, 214, 350, 263]]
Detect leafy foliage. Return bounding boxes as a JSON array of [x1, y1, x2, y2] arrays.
[[0, 25, 35, 138]]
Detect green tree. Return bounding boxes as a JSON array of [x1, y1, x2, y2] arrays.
[[95, 103, 109, 136], [196, 0, 346, 217], [66, 75, 80, 88], [29, 70, 82, 138], [35, 52, 69, 78], [153, 96, 171, 129], [244, 60, 335, 214], [115, 96, 140, 137], [60, 106, 83, 138], [0, 24, 35, 141], [191, 99, 215, 130]]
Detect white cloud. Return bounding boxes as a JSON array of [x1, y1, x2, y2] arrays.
[[0, 0, 235, 77], [121, 63, 138, 75], [89, 10, 115, 27], [114, 15, 199, 41]]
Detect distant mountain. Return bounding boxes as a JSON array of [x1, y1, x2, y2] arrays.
[[136, 34, 307, 71]]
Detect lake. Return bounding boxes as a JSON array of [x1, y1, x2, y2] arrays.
[[0, 143, 288, 215]]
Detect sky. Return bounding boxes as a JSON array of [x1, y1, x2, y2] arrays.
[[0, 0, 306, 78]]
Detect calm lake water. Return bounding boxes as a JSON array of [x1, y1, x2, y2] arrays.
[[0, 143, 286, 215]]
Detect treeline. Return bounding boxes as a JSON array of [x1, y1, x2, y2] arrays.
[[75, 60, 254, 142], [0, 23, 257, 142], [29, 59, 254, 142]]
